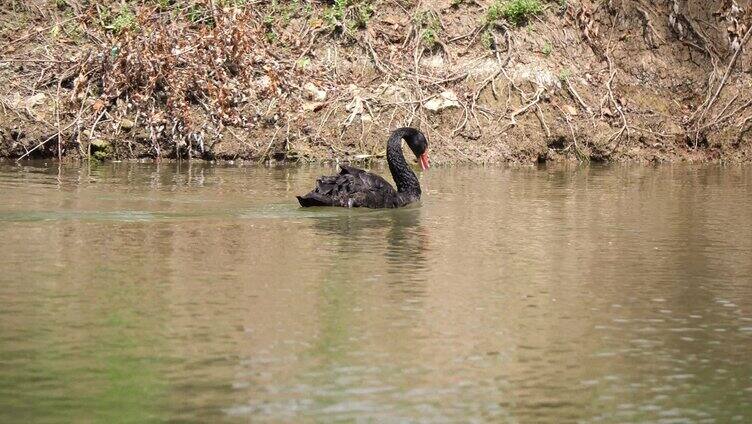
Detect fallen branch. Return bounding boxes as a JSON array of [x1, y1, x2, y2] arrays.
[[16, 121, 78, 161], [86, 111, 106, 160], [500, 87, 544, 133], [564, 78, 592, 115], [604, 54, 630, 154], [689, 24, 752, 138], [698, 99, 752, 133]]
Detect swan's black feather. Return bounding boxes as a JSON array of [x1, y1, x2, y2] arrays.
[[297, 165, 402, 208]]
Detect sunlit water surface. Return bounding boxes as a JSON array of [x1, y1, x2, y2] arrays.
[[0, 162, 751, 423]]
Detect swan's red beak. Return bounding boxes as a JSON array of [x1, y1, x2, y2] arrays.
[[419, 152, 430, 171]]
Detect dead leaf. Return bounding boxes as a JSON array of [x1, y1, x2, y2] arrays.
[[93, 99, 106, 112]]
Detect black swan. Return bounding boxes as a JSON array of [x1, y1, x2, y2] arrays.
[[297, 127, 430, 208]]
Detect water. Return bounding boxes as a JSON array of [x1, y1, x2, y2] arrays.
[[0, 162, 750, 423]]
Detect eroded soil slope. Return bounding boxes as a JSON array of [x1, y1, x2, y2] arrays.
[[1, 0, 751, 163]]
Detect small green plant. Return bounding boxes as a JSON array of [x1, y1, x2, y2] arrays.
[[217, 0, 248, 7], [353, 2, 373, 29], [541, 41, 552, 56], [64, 19, 84, 41], [324, 0, 372, 33], [324, 0, 347, 28], [486, 0, 543, 27], [296, 57, 311, 69], [185, 4, 215, 25], [49, 24, 61, 38], [263, 14, 277, 42], [90, 139, 113, 161], [282, 0, 300, 23], [558, 68, 572, 82], [416, 10, 441, 48], [481, 30, 494, 50], [103, 6, 138, 34], [422, 28, 436, 47]]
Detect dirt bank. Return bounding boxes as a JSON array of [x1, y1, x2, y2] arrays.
[[1, 0, 752, 164]]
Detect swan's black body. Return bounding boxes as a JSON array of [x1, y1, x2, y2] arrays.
[[297, 128, 429, 208]]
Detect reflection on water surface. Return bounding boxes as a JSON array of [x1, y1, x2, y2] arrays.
[[0, 162, 750, 422]]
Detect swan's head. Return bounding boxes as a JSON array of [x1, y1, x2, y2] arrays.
[[405, 130, 430, 171]]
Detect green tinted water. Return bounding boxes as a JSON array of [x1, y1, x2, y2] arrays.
[[0, 162, 750, 423]]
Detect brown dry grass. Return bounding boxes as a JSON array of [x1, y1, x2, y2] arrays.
[[83, 5, 317, 158]]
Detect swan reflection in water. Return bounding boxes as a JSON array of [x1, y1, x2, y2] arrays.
[[305, 207, 431, 290]]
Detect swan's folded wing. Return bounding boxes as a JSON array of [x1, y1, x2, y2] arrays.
[[302, 166, 399, 208], [314, 175, 340, 195], [355, 169, 392, 191], [337, 165, 395, 196], [352, 171, 399, 207], [338, 165, 366, 176]]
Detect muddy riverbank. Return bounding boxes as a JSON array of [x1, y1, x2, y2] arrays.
[[2, 1, 751, 164]]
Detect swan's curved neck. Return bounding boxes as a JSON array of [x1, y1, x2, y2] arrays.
[[387, 129, 421, 196]]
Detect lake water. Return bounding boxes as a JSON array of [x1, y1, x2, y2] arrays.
[[0, 162, 750, 423]]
